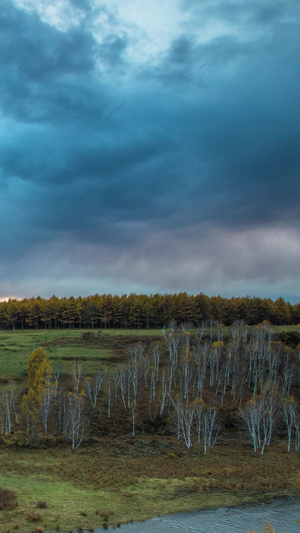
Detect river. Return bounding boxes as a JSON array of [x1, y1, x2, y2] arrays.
[[88, 498, 299, 533]]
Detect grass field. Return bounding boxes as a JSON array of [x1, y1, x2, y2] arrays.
[[0, 329, 164, 387], [0, 326, 299, 532], [0, 438, 298, 532], [0, 325, 298, 387]]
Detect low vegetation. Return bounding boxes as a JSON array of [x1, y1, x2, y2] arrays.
[[0, 440, 298, 532], [0, 486, 18, 511], [0, 322, 298, 532]]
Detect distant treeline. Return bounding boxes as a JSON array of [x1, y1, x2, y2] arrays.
[[0, 293, 299, 330]]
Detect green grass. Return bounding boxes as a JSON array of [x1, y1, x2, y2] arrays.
[[0, 329, 129, 387], [0, 325, 297, 388], [44, 345, 117, 378], [0, 469, 125, 532], [0, 326, 298, 531], [100, 328, 163, 336], [0, 440, 298, 532]]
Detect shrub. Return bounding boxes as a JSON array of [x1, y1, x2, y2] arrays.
[[82, 332, 95, 341], [26, 512, 42, 522], [0, 487, 18, 510], [36, 501, 48, 509]]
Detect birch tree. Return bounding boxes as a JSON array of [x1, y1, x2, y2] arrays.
[[0, 388, 18, 434], [281, 397, 298, 452], [239, 393, 278, 454], [65, 392, 87, 450], [85, 371, 105, 414], [169, 396, 195, 449], [202, 406, 220, 454], [40, 383, 56, 434], [71, 360, 84, 394]]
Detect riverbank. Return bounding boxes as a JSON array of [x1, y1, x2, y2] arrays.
[[0, 438, 299, 532]]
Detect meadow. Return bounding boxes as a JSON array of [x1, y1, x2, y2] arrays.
[[0, 326, 298, 532], [0, 325, 297, 385], [0, 438, 298, 532], [0, 328, 162, 386]]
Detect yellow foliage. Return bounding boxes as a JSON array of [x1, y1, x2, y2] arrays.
[[34, 357, 52, 392], [263, 526, 275, 533], [27, 346, 52, 391], [210, 341, 224, 350], [21, 387, 40, 419]]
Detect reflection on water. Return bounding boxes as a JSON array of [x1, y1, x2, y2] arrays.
[[92, 499, 299, 533]]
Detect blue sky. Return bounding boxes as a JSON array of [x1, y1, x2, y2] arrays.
[[0, 0, 300, 300]]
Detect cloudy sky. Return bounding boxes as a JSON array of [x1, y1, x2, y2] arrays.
[[0, 0, 300, 301]]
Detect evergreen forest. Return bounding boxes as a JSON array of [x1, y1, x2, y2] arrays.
[[0, 292, 299, 330]]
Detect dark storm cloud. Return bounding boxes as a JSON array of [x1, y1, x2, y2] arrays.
[[180, 0, 300, 28], [98, 35, 127, 66], [145, 3, 300, 230], [69, 0, 91, 11], [0, 0, 299, 298], [0, 1, 129, 124], [0, 3, 96, 81], [153, 34, 254, 85]]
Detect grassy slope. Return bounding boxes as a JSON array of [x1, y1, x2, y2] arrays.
[[0, 329, 163, 386], [0, 326, 297, 387], [0, 327, 298, 532], [0, 440, 299, 532]]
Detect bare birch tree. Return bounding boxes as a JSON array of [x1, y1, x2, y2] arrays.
[[85, 371, 105, 414], [281, 396, 298, 452], [169, 396, 195, 449], [65, 392, 87, 450], [71, 360, 84, 394], [202, 406, 220, 454]]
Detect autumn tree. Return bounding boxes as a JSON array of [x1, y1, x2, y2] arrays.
[[21, 388, 40, 441], [22, 347, 53, 438], [27, 347, 52, 391]]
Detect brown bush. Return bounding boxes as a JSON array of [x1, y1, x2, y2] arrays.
[[36, 501, 48, 509], [0, 487, 18, 510], [26, 512, 42, 523]]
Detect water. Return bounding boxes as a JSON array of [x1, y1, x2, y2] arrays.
[[91, 499, 299, 533]]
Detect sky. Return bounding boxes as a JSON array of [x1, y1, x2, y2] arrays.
[[0, 0, 300, 301]]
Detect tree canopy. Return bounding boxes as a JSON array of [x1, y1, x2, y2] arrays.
[[0, 293, 298, 330]]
